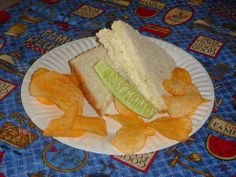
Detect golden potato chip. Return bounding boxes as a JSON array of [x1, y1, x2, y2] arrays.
[[163, 67, 192, 96], [30, 69, 84, 113], [163, 80, 186, 96], [43, 102, 85, 137], [31, 68, 49, 80], [105, 114, 143, 125], [163, 84, 208, 117], [43, 127, 85, 137], [172, 67, 192, 83], [64, 74, 80, 87], [111, 124, 147, 154], [114, 99, 138, 117], [147, 116, 192, 141], [106, 114, 154, 154], [144, 127, 155, 136], [73, 116, 107, 136], [106, 114, 155, 135], [37, 97, 54, 105]]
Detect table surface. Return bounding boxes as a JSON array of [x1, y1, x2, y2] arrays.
[[0, 0, 235, 177]]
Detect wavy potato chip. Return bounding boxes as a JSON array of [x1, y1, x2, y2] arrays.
[[163, 84, 208, 117], [163, 81, 186, 96], [43, 127, 85, 137], [35, 73, 79, 106], [29, 69, 84, 113], [65, 74, 80, 87], [43, 102, 85, 137], [163, 67, 192, 96], [111, 124, 148, 154], [37, 97, 54, 105], [106, 114, 154, 154], [31, 68, 49, 80], [172, 67, 192, 83], [162, 67, 208, 117], [147, 116, 192, 141], [73, 116, 107, 136], [105, 114, 143, 125], [106, 114, 155, 135]]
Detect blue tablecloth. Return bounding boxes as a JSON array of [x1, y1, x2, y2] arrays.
[[0, 0, 235, 176]]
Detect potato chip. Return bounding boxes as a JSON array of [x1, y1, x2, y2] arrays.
[[106, 114, 155, 135], [30, 69, 84, 113], [111, 124, 148, 154], [147, 116, 192, 141], [105, 114, 143, 125], [163, 84, 208, 117], [73, 115, 107, 136], [114, 98, 138, 117], [106, 114, 154, 154], [65, 74, 80, 87], [144, 127, 155, 136], [43, 127, 85, 137], [172, 67, 192, 83], [163, 67, 192, 96], [31, 68, 49, 80], [43, 102, 85, 137], [37, 97, 54, 105], [163, 80, 186, 96], [35, 73, 79, 105]]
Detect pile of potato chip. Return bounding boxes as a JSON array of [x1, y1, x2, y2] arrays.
[[162, 67, 208, 117], [29, 67, 208, 154], [29, 68, 107, 138]]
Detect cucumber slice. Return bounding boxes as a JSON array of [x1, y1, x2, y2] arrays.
[[94, 60, 156, 119]]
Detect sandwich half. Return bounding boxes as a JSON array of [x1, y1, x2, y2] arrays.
[[96, 20, 176, 112], [69, 46, 113, 116]]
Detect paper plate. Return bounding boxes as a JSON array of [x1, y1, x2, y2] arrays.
[[21, 37, 214, 155]]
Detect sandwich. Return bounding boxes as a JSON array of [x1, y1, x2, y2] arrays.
[[69, 46, 113, 116], [96, 20, 176, 112]]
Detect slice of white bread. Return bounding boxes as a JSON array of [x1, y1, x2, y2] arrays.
[[96, 20, 176, 112], [69, 46, 113, 116]]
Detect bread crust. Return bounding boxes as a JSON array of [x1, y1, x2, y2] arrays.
[[69, 60, 104, 116]]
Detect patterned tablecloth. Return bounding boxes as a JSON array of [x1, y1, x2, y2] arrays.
[[0, 0, 235, 176]]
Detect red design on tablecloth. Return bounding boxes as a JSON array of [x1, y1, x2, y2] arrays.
[[233, 94, 236, 110], [0, 173, 5, 177], [0, 11, 11, 24], [139, 24, 172, 37], [211, 97, 223, 113], [111, 152, 158, 173], [206, 134, 236, 160], [23, 41, 48, 54], [0, 151, 4, 164], [49, 146, 58, 152], [135, 7, 158, 18], [41, 0, 60, 4], [23, 30, 72, 53]]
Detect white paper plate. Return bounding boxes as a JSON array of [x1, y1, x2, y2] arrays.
[[21, 37, 214, 155]]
